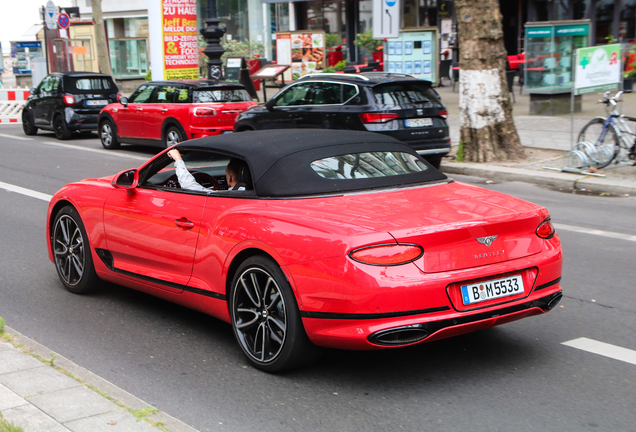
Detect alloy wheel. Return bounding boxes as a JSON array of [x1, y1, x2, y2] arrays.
[[101, 123, 113, 146], [166, 130, 181, 146], [232, 267, 287, 364], [53, 215, 85, 287]]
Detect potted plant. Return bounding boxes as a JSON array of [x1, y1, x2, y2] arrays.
[[354, 29, 381, 58], [623, 48, 636, 93]]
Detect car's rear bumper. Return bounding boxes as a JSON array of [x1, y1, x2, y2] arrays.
[[66, 110, 99, 131], [189, 126, 234, 139]]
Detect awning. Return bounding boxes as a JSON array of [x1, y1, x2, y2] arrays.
[[23, 24, 44, 37]]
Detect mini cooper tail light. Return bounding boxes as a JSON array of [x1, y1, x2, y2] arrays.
[[194, 107, 217, 117], [536, 218, 556, 239], [116, 93, 123, 102], [437, 109, 448, 119], [359, 113, 399, 124], [349, 243, 423, 266], [63, 94, 75, 106]]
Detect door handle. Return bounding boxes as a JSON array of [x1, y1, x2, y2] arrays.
[[175, 217, 195, 229], [136, 107, 143, 111], [161, 108, 168, 112]]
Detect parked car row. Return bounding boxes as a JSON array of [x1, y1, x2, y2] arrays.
[[23, 71, 451, 167]]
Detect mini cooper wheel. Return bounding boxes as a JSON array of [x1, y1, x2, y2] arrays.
[[52, 206, 101, 294], [100, 120, 120, 149], [229, 256, 321, 372], [53, 114, 72, 140], [165, 126, 184, 147], [22, 111, 38, 135]]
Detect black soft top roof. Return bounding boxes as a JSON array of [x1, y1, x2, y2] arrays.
[[175, 129, 447, 197]]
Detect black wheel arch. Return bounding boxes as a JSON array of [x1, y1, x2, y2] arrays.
[[162, 118, 188, 141], [98, 112, 118, 133]]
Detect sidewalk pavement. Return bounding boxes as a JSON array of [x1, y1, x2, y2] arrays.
[[0, 328, 197, 432]]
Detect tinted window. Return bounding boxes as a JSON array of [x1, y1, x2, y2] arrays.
[[72, 78, 114, 91], [149, 85, 179, 103], [342, 84, 358, 102], [129, 85, 155, 103], [310, 151, 428, 179], [193, 88, 251, 103], [39, 76, 60, 94], [372, 82, 442, 108], [311, 82, 341, 105], [275, 83, 313, 106]]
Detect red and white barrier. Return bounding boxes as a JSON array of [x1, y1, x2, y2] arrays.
[[0, 88, 31, 124]]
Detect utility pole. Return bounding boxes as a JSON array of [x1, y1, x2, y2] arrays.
[[91, 0, 111, 75], [200, 0, 225, 80]]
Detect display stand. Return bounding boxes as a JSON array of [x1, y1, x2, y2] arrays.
[[225, 57, 258, 101], [251, 64, 290, 102], [383, 27, 439, 83]]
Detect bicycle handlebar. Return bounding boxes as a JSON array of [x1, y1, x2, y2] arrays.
[[597, 90, 624, 106]]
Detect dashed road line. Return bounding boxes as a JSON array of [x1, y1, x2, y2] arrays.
[[0, 133, 33, 141], [43, 141, 148, 160], [554, 223, 636, 243], [562, 337, 636, 366], [0, 181, 52, 202]]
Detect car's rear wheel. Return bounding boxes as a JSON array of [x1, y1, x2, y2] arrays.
[[229, 256, 321, 372], [53, 114, 72, 140], [22, 111, 38, 135], [100, 120, 121, 149], [165, 126, 184, 147], [52, 206, 101, 294]]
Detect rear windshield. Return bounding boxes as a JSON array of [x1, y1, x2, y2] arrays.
[[67, 77, 116, 93], [372, 82, 442, 108], [193, 88, 251, 103], [310, 151, 428, 180]]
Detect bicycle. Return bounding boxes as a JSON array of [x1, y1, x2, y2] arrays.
[[577, 90, 636, 169]]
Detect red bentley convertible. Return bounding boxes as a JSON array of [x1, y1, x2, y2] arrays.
[[47, 130, 563, 372]]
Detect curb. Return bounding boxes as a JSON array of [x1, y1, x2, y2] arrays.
[[440, 162, 636, 196], [5, 327, 199, 432]]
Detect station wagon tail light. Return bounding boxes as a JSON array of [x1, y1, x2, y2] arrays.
[[359, 113, 399, 123], [437, 109, 448, 119], [349, 243, 423, 266], [194, 107, 217, 117], [63, 94, 75, 106], [536, 218, 556, 239]]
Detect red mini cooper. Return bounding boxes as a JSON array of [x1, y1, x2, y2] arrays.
[[98, 81, 257, 149]]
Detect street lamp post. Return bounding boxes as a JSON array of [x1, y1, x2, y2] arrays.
[[200, 0, 226, 81]]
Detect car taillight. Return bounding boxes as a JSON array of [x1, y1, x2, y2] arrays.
[[116, 93, 123, 102], [536, 218, 556, 239], [349, 243, 423, 266], [437, 109, 448, 119], [193, 107, 217, 117], [63, 94, 75, 106], [359, 113, 399, 123]]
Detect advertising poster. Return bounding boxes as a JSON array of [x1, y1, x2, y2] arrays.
[[11, 41, 43, 75], [275, 31, 325, 81], [574, 44, 621, 95], [162, 0, 199, 80], [383, 28, 438, 82]]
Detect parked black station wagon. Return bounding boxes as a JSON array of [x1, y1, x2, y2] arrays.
[[22, 72, 120, 140], [233, 73, 450, 168]]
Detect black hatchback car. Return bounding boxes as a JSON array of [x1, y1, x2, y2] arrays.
[[233, 73, 450, 168], [22, 72, 120, 140]]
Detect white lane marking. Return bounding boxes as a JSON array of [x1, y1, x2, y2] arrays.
[[0, 181, 52, 202], [0, 133, 33, 141], [562, 337, 636, 366], [554, 223, 636, 243], [43, 141, 148, 161]]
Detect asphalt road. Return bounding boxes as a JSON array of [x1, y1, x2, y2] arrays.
[[1, 125, 635, 432]]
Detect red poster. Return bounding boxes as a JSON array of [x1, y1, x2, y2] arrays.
[[162, 0, 199, 80]]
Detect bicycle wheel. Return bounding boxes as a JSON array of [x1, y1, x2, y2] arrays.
[[577, 118, 619, 169]]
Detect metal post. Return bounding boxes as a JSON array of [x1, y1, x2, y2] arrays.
[[200, 0, 226, 81], [41, 6, 50, 74], [570, 51, 576, 150]]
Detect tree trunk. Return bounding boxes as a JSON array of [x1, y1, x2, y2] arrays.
[[455, 0, 524, 162], [91, 0, 112, 75]]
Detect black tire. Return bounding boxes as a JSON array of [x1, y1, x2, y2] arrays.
[[99, 120, 121, 149], [164, 126, 184, 147], [22, 110, 38, 135], [577, 118, 619, 169], [52, 206, 102, 294], [427, 156, 442, 170], [229, 256, 322, 372], [53, 114, 72, 140]]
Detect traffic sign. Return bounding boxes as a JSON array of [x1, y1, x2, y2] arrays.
[[372, 0, 401, 39], [58, 12, 70, 29], [45, 1, 58, 30]]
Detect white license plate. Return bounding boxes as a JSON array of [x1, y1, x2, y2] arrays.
[[460, 274, 524, 305], [405, 118, 432, 127], [86, 100, 108, 106]]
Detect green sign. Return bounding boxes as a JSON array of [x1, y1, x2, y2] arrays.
[[526, 27, 553, 38], [574, 44, 621, 95], [555, 25, 588, 37]]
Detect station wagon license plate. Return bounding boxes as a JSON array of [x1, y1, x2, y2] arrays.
[[405, 118, 432, 127], [86, 100, 108, 106], [460, 274, 524, 305]]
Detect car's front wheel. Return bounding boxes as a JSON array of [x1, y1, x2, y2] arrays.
[[100, 120, 121, 149], [164, 126, 184, 147], [53, 114, 72, 140], [52, 206, 101, 294], [229, 256, 321, 372], [22, 110, 38, 135]]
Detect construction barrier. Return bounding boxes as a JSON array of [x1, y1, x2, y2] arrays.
[[0, 89, 31, 124]]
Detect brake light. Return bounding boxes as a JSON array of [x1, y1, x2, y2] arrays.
[[193, 107, 217, 117], [536, 218, 556, 239], [349, 243, 423, 266], [63, 94, 75, 106], [359, 113, 399, 123], [437, 110, 448, 119], [116, 93, 123, 102]]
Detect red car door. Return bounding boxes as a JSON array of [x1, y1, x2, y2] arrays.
[[117, 84, 155, 139], [102, 187, 206, 291], [143, 84, 180, 141]]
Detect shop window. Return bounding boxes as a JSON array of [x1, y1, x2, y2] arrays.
[[109, 39, 148, 78], [620, 0, 636, 42]]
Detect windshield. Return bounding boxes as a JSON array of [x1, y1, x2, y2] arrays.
[[372, 82, 442, 108], [310, 151, 428, 180], [193, 89, 251, 103]]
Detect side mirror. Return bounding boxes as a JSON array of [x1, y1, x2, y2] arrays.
[[264, 98, 276, 111], [30, 87, 38, 95], [111, 169, 139, 190], [119, 97, 129, 107]]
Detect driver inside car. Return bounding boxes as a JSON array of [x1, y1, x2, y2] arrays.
[[167, 149, 250, 192]]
